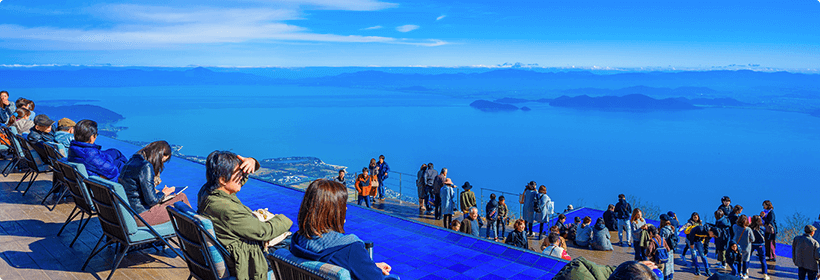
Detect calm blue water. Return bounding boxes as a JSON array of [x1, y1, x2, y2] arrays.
[[16, 85, 820, 221]]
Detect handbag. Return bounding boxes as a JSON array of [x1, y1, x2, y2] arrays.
[[519, 193, 525, 204], [765, 224, 776, 235]]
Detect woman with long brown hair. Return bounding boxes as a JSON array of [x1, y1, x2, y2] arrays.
[[118, 140, 190, 226], [750, 215, 770, 279], [290, 179, 398, 280]]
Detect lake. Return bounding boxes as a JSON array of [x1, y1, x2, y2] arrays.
[[15, 85, 820, 222]]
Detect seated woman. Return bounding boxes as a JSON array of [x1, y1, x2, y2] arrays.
[[505, 219, 528, 249], [197, 150, 293, 280], [9, 107, 33, 134], [591, 217, 614, 251], [119, 141, 190, 226], [290, 179, 399, 280], [575, 216, 593, 247], [67, 119, 127, 180]]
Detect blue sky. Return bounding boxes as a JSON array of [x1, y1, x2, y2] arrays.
[[0, 0, 819, 68]]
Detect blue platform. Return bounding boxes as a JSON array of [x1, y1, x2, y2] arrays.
[[95, 136, 568, 280]]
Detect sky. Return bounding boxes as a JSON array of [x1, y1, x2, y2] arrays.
[[0, 0, 819, 68]]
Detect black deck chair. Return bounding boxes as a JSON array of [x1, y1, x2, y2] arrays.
[[0, 126, 25, 177], [166, 203, 234, 280], [55, 161, 96, 247], [38, 143, 70, 210], [81, 177, 181, 280], [12, 134, 51, 196]]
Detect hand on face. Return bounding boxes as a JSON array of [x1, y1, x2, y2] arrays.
[[236, 155, 257, 174]]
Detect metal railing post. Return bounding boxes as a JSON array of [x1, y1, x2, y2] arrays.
[[398, 173, 402, 205]]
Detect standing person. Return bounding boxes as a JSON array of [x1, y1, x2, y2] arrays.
[[497, 195, 509, 240], [460, 207, 481, 237], [290, 180, 398, 280], [575, 216, 593, 248], [9, 108, 33, 134], [416, 164, 427, 214], [459, 181, 477, 215], [521, 181, 537, 237], [440, 178, 457, 229], [615, 194, 633, 246], [334, 169, 346, 187], [423, 163, 438, 215], [644, 225, 669, 275], [198, 150, 292, 280], [631, 208, 648, 261], [761, 200, 777, 261], [813, 215, 820, 242], [680, 212, 702, 262], [367, 159, 379, 204], [659, 219, 676, 280], [667, 211, 680, 231], [792, 225, 819, 280], [603, 204, 617, 232], [749, 215, 770, 280], [591, 217, 614, 251], [728, 205, 744, 232], [686, 225, 716, 277], [505, 219, 528, 249], [355, 168, 372, 208], [733, 214, 754, 280], [67, 120, 128, 180], [718, 196, 733, 217], [119, 140, 192, 226], [714, 210, 732, 269], [534, 185, 552, 240], [485, 193, 499, 241], [432, 168, 448, 220], [0, 91, 15, 125], [375, 155, 389, 201]]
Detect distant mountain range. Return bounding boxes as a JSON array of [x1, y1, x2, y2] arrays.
[[549, 94, 699, 111]]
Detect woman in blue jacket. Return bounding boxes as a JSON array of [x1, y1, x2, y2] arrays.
[[534, 185, 551, 240], [521, 181, 537, 236], [291, 179, 399, 280], [439, 178, 457, 229], [119, 140, 190, 226]]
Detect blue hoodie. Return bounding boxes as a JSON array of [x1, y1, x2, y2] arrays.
[[290, 231, 386, 280]]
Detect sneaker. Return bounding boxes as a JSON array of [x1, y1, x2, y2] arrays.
[[763, 275, 770, 280], [742, 275, 749, 279]]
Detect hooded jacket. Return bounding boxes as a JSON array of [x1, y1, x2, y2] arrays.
[[485, 198, 498, 221], [534, 193, 551, 223], [575, 223, 593, 247], [714, 216, 732, 249], [118, 154, 164, 214], [614, 198, 631, 220], [68, 140, 127, 180], [591, 221, 613, 251], [290, 231, 386, 280]]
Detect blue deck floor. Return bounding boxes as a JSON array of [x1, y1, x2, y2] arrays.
[[96, 137, 568, 280]]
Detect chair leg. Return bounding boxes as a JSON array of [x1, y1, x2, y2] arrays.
[[106, 245, 129, 280], [187, 275, 193, 280], [69, 212, 90, 248], [15, 170, 30, 190], [44, 184, 70, 211], [57, 206, 80, 236], [2, 158, 18, 177], [40, 180, 64, 207], [21, 172, 39, 196], [83, 235, 111, 270]]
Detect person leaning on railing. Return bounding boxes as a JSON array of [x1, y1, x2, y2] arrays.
[[197, 150, 293, 280]]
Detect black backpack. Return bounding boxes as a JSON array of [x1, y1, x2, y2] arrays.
[[566, 223, 578, 243], [615, 202, 631, 219], [533, 194, 542, 213]]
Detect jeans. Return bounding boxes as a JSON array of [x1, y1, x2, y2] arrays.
[[618, 218, 632, 244], [729, 262, 739, 276], [357, 195, 371, 208], [798, 268, 818, 280], [433, 194, 441, 219], [443, 214, 452, 229], [377, 177, 385, 199], [751, 244, 768, 275], [496, 219, 506, 239], [633, 243, 645, 261], [486, 219, 498, 239], [690, 241, 711, 275]]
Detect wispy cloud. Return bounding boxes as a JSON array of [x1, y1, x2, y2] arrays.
[[396, 24, 419, 33], [436, 15, 446, 21], [0, 5, 445, 49], [362, 25, 383, 30], [253, 0, 398, 11]]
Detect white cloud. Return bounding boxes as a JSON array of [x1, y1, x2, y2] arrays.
[[252, 0, 398, 11], [362, 25, 383, 30], [436, 15, 446, 21], [396, 24, 419, 33]]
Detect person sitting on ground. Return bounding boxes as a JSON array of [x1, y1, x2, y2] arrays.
[[543, 232, 572, 261], [291, 179, 398, 280], [565, 204, 574, 213], [334, 169, 346, 188], [791, 225, 819, 280], [9, 107, 33, 134], [485, 193, 499, 241], [119, 141, 191, 226], [497, 195, 508, 239], [592, 217, 614, 251], [0, 91, 15, 125], [67, 120, 128, 180], [54, 118, 75, 149], [726, 241, 741, 277], [355, 167, 372, 208], [450, 220, 461, 232], [566, 216, 581, 244], [603, 204, 617, 231], [505, 219, 528, 249], [575, 216, 594, 248], [27, 114, 56, 143], [543, 225, 568, 251], [552, 257, 661, 280], [460, 181, 477, 215], [198, 150, 292, 280], [440, 178, 458, 229], [555, 214, 570, 238], [460, 206, 482, 237]]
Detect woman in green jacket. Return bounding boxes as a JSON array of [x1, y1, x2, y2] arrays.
[[197, 150, 294, 280]]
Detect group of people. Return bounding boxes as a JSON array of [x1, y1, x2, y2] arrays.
[[346, 155, 390, 208]]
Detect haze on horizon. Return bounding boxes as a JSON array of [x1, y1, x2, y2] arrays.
[[0, 0, 819, 69]]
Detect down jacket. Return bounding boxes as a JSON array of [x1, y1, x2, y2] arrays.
[[67, 140, 127, 180]]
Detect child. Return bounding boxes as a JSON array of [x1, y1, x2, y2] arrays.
[[555, 214, 569, 238], [497, 196, 508, 239], [543, 232, 571, 261], [726, 241, 740, 277], [450, 220, 461, 232], [355, 167, 372, 208], [542, 225, 568, 251], [485, 193, 499, 241], [505, 219, 528, 249], [566, 216, 581, 244]]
